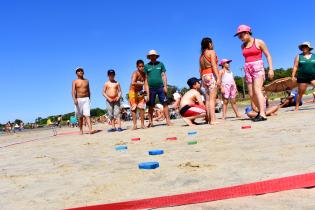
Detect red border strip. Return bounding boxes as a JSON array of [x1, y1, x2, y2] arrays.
[[67, 172, 315, 210]]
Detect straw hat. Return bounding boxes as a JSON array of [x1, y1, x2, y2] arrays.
[[298, 41, 313, 51], [147, 50, 160, 59]]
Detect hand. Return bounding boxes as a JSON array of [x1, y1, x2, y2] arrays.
[[291, 75, 297, 81], [216, 80, 221, 87], [107, 98, 113, 103], [268, 69, 274, 81], [163, 86, 167, 94], [74, 98, 78, 105]]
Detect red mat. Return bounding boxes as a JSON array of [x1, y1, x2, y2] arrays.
[[67, 172, 315, 210]]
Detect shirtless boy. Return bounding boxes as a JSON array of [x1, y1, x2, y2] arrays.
[[72, 68, 94, 134], [179, 77, 207, 126], [102, 69, 123, 132], [129, 60, 146, 130]]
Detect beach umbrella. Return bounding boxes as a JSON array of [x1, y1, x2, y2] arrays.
[[264, 77, 297, 92]]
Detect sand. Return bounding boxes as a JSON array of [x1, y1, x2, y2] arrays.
[[0, 103, 315, 210]]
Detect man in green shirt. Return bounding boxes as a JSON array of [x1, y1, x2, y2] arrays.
[[144, 50, 173, 127]]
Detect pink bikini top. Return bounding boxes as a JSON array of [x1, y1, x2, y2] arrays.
[[242, 39, 262, 63]]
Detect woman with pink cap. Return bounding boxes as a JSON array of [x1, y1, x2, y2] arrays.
[[199, 37, 220, 125], [219, 59, 242, 120], [235, 25, 274, 122]]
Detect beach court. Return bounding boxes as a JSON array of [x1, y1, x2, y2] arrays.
[[1, 103, 315, 210]]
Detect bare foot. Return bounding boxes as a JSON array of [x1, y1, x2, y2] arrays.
[[147, 122, 154, 128], [132, 126, 137, 130], [236, 114, 243, 118], [166, 121, 174, 126], [141, 125, 146, 129], [80, 130, 84, 135], [89, 130, 97, 134], [210, 121, 220, 125]]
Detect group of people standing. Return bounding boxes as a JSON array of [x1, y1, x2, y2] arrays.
[[71, 24, 315, 134]]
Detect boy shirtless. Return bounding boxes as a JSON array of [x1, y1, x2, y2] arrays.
[[72, 68, 94, 134], [102, 69, 123, 132], [179, 77, 207, 126], [129, 60, 147, 130]]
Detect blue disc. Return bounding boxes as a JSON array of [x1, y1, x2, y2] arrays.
[[115, 145, 127, 150], [188, 131, 197, 135], [138, 162, 159, 169], [148, 150, 164, 155]]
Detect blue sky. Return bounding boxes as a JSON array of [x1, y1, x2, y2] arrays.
[[1, 0, 314, 123]]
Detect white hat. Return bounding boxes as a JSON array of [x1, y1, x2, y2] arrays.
[[298, 41, 313, 51], [147, 50, 160, 59]]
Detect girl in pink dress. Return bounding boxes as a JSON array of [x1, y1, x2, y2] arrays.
[[219, 59, 242, 120]]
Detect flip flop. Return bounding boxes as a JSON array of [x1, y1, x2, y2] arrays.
[[108, 128, 117, 132]]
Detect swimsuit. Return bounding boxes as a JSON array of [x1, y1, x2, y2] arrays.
[[297, 53, 315, 84], [242, 39, 265, 84], [200, 52, 218, 93], [74, 97, 91, 117], [180, 104, 206, 117], [129, 78, 146, 110], [221, 69, 237, 99]]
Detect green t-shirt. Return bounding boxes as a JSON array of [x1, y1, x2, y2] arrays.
[[298, 53, 315, 76], [144, 61, 166, 88]]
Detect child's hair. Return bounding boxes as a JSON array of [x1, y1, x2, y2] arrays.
[[201, 37, 213, 53], [136, 59, 144, 66]]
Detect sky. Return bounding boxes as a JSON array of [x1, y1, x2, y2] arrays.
[[1, 0, 315, 123]]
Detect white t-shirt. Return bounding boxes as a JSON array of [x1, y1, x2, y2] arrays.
[[173, 92, 181, 101]]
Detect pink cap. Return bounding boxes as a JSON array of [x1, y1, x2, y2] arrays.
[[234, 25, 251, 36], [219, 59, 232, 66]]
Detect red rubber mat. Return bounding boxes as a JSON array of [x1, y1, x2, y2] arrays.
[[67, 172, 315, 210]]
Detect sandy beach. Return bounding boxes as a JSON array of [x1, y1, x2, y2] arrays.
[[1, 103, 315, 210]]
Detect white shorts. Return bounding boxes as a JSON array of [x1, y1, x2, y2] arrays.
[[75, 97, 91, 117]]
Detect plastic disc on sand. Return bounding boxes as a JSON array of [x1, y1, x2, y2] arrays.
[[188, 131, 197, 135], [242, 125, 251, 129], [138, 162, 160, 169], [131, 138, 141, 141], [188, 141, 197, 145], [115, 145, 128, 150], [166, 137, 177, 140], [148, 150, 164, 155]]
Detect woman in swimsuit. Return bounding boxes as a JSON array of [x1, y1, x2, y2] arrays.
[[199, 37, 221, 125], [234, 25, 274, 122]]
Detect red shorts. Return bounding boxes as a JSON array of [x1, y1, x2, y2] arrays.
[[180, 104, 206, 117]]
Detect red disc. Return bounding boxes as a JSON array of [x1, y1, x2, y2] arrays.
[[131, 138, 141, 141], [242, 125, 251, 129], [166, 137, 177, 140]]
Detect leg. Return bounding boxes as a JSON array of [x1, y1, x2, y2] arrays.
[[85, 116, 93, 134], [78, 117, 84, 134], [183, 113, 207, 126], [139, 109, 145, 129], [253, 76, 266, 117], [296, 83, 308, 111], [148, 106, 154, 127], [209, 88, 218, 124], [230, 98, 242, 118], [131, 110, 137, 130], [205, 92, 211, 124], [222, 98, 228, 120], [266, 105, 280, 116], [163, 104, 173, 126]]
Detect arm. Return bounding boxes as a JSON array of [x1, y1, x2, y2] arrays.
[[102, 83, 112, 102], [162, 72, 168, 93], [258, 40, 274, 80], [196, 92, 205, 107], [116, 83, 122, 101], [131, 72, 144, 86], [208, 50, 220, 85], [87, 80, 91, 99], [218, 70, 224, 93], [291, 55, 299, 79], [144, 76, 149, 97], [72, 80, 78, 105]]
